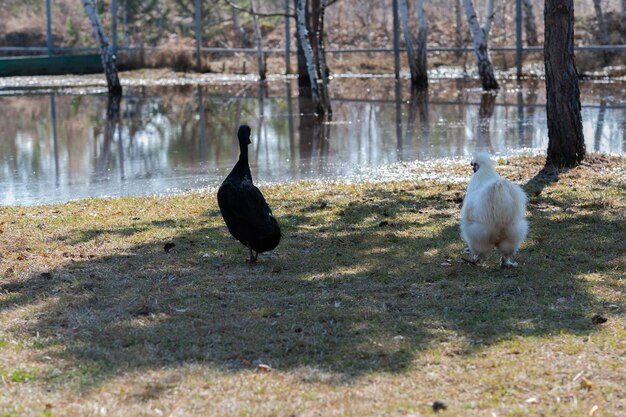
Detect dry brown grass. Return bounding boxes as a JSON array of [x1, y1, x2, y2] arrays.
[[0, 155, 624, 416]]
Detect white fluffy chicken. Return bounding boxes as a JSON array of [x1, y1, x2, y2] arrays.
[[460, 152, 528, 267]]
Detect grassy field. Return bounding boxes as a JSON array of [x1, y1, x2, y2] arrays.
[[0, 155, 624, 417]]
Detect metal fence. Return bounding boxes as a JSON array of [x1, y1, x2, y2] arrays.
[[1, 0, 625, 78]]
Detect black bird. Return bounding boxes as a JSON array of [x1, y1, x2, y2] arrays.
[[217, 125, 281, 262]]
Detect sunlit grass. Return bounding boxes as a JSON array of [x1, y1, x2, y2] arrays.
[[0, 155, 624, 416]]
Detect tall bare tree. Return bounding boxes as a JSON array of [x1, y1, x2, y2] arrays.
[[296, 0, 322, 112], [82, 0, 122, 95], [592, 0, 611, 65], [398, 0, 428, 89], [463, 0, 499, 90], [249, 0, 267, 80], [295, 0, 331, 116], [522, 0, 539, 46], [454, 0, 465, 60], [544, 0, 585, 167]]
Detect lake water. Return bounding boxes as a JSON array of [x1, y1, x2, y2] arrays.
[[0, 75, 624, 205]]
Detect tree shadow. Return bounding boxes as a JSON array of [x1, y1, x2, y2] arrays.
[[0, 183, 621, 392]]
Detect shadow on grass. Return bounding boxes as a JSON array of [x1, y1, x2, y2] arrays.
[[0, 181, 623, 390]]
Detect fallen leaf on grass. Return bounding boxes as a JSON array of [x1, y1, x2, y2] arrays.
[[257, 364, 272, 373], [591, 314, 607, 324], [580, 377, 593, 390]]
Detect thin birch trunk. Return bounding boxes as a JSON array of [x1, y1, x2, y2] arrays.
[[316, 0, 332, 114], [232, 4, 252, 48], [296, 0, 321, 113], [522, 0, 539, 46], [83, 0, 122, 95], [463, 0, 499, 90], [249, 0, 266, 81]]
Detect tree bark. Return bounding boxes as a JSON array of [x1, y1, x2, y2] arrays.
[[463, 0, 499, 90], [544, 0, 585, 167], [414, 0, 428, 89], [522, 0, 539, 46], [296, 0, 322, 113], [315, 0, 332, 114], [232, 3, 252, 48], [592, 0, 611, 65], [249, 0, 267, 81], [83, 0, 122, 96], [398, 0, 427, 89], [454, 0, 464, 60]]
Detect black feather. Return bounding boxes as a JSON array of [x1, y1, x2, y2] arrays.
[[217, 125, 281, 261]]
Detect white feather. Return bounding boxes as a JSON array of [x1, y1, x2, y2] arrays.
[[460, 152, 528, 267]]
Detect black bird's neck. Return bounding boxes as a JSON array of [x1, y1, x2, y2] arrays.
[[237, 140, 252, 180]]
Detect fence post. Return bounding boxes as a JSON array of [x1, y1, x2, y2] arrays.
[[516, 0, 522, 78], [112, 0, 118, 54], [46, 0, 53, 56], [392, 0, 400, 79], [284, 0, 291, 74], [194, 0, 202, 71]]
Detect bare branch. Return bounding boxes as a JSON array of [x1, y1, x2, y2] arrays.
[[222, 0, 295, 18]]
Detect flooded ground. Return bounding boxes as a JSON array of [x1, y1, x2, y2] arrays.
[[0, 74, 625, 205]]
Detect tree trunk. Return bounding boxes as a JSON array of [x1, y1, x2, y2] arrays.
[[414, 0, 428, 89], [232, 4, 252, 48], [463, 0, 499, 90], [249, 0, 266, 81], [398, 0, 417, 80], [83, 0, 122, 95], [592, 0, 611, 65], [544, 0, 585, 167], [315, 0, 332, 114], [522, 0, 539, 46], [398, 0, 428, 89], [295, 0, 310, 88], [296, 0, 322, 113], [454, 0, 463, 55]]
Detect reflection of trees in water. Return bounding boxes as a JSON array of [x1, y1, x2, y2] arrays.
[[298, 87, 330, 164], [93, 94, 122, 182], [406, 87, 430, 160], [476, 92, 496, 151], [593, 99, 607, 153]]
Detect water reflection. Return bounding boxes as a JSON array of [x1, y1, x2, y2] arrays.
[[0, 78, 624, 205]]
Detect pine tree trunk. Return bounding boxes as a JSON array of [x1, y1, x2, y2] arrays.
[[83, 0, 122, 96], [522, 0, 539, 46], [463, 0, 499, 90], [544, 0, 585, 167]]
